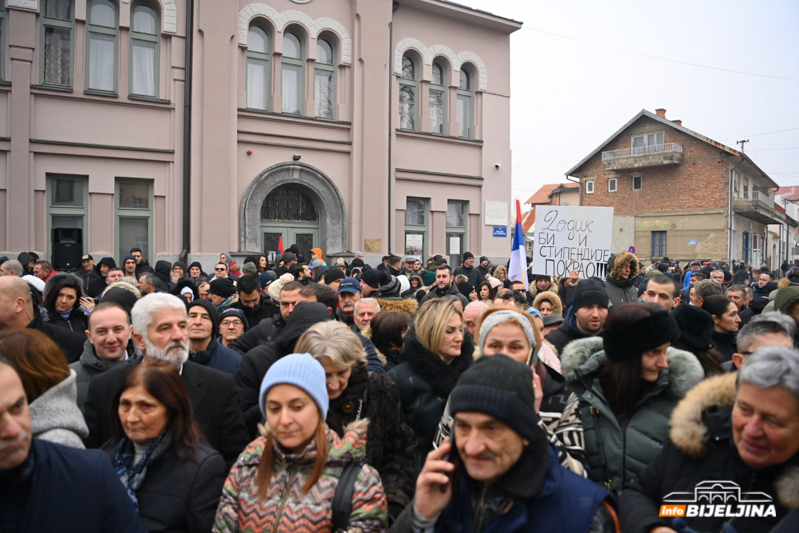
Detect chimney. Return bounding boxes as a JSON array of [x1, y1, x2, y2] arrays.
[[672, 119, 682, 126], [655, 108, 667, 118]]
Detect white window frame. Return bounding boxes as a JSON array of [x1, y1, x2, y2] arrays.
[[585, 180, 595, 194], [608, 178, 617, 193], [631, 131, 665, 155], [633, 175, 642, 190], [86, 0, 118, 94]]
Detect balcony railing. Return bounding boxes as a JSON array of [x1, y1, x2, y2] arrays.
[[753, 190, 774, 209], [602, 143, 683, 161]]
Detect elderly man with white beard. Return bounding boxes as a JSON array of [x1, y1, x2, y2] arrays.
[[81, 293, 249, 466]]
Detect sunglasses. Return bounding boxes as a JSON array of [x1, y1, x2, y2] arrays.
[[215, 267, 225, 271], [514, 289, 527, 294]]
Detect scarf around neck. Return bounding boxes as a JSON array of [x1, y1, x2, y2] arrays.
[[112, 431, 171, 509]]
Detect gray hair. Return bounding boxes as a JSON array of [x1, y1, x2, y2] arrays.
[[139, 272, 156, 286], [737, 312, 796, 352], [695, 279, 724, 301], [727, 284, 747, 295], [354, 298, 380, 315], [131, 293, 187, 337], [2, 260, 23, 275], [737, 346, 799, 403]]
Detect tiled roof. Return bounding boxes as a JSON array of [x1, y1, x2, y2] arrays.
[[524, 183, 577, 205], [777, 186, 799, 202]]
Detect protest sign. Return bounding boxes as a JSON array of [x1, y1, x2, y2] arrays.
[[532, 206, 614, 279]]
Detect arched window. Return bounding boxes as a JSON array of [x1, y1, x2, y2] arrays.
[[87, 0, 117, 92], [282, 32, 303, 114], [41, 0, 74, 87], [457, 68, 473, 138], [246, 24, 270, 110], [399, 54, 417, 130], [429, 60, 446, 134], [314, 38, 335, 119], [130, 3, 159, 97]]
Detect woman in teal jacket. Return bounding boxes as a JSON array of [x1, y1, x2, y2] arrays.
[[561, 302, 704, 493]]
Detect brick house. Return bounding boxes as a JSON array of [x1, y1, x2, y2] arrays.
[[565, 108, 795, 264]]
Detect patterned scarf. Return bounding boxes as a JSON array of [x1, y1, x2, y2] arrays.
[[112, 431, 171, 510]]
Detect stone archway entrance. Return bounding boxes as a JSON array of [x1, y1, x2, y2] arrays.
[[240, 162, 347, 257]]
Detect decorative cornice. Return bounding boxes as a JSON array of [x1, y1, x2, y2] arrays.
[[394, 38, 488, 92]]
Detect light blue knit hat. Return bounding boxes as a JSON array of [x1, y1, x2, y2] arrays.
[[259, 353, 329, 420]]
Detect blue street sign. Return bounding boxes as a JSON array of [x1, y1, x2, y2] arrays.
[[628, 246, 636, 253], [688, 239, 698, 245], [493, 226, 508, 238]]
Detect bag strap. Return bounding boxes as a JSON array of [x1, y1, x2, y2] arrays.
[[332, 460, 364, 532]]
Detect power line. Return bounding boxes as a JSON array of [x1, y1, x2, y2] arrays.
[[751, 146, 799, 151], [524, 26, 799, 82], [722, 127, 799, 140]]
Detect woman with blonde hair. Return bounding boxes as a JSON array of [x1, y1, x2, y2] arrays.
[[433, 306, 587, 475], [296, 321, 416, 520], [213, 353, 387, 532], [387, 298, 474, 467], [492, 264, 510, 289]]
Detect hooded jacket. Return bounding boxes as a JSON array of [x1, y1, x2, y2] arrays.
[[154, 260, 173, 291], [561, 337, 704, 492], [420, 282, 469, 308], [620, 372, 799, 533], [27, 304, 86, 363], [387, 334, 474, 467], [41, 272, 88, 332], [213, 421, 388, 532], [88, 257, 117, 297], [70, 339, 135, 413], [29, 369, 89, 449], [533, 290, 564, 316], [604, 252, 640, 308]]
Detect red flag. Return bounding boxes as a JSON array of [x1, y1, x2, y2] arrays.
[[278, 236, 284, 255]]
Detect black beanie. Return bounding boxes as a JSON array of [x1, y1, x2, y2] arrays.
[[187, 299, 219, 338], [360, 269, 381, 289], [324, 268, 346, 285], [603, 308, 681, 362], [209, 278, 236, 298], [449, 354, 540, 443], [572, 278, 609, 311], [671, 305, 714, 352], [378, 272, 401, 297]]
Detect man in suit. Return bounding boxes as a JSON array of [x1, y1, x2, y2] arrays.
[[82, 293, 250, 466]]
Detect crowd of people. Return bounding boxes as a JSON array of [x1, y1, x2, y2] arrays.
[[1, 247, 799, 532]]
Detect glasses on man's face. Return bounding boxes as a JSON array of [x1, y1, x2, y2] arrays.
[[215, 267, 225, 271], [514, 289, 526, 294], [221, 319, 243, 328]]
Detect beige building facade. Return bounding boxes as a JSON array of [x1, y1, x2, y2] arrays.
[[0, 0, 520, 270]]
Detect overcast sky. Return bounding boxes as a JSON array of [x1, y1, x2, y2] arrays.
[[456, 0, 799, 205]]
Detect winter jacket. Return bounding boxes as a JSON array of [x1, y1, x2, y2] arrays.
[[189, 338, 243, 376], [544, 305, 601, 355], [76, 267, 101, 296], [229, 314, 286, 355], [326, 364, 417, 512], [604, 252, 640, 309], [533, 290, 564, 316], [212, 421, 388, 532], [391, 436, 616, 533], [711, 330, 737, 362], [29, 369, 88, 449], [453, 264, 482, 288], [0, 439, 147, 533], [230, 298, 274, 328], [105, 441, 227, 533], [420, 283, 469, 308], [561, 337, 704, 492], [387, 335, 474, 468], [27, 304, 86, 363], [373, 295, 419, 315], [70, 339, 134, 414], [42, 307, 88, 332], [621, 372, 799, 533]]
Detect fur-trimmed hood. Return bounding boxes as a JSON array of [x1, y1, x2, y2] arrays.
[[252, 419, 371, 466], [561, 336, 704, 401], [668, 371, 799, 511], [608, 251, 640, 281], [373, 296, 419, 315], [533, 290, 563, 316]]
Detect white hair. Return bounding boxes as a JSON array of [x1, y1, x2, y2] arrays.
[[354, 298, 380, 314], [131, 293, 187, 337], [738, 346, 799, 403]]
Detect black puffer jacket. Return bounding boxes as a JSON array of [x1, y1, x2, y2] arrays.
[[387, 333, 473, 468], [621, 373, 799, 533], [711, 330, 737, 362], [228, 314, 285, 355], [104, 441, 226, 533], [326, 364, 416, 513]]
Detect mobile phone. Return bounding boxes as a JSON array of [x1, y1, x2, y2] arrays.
[[439, 437, 456, 493]]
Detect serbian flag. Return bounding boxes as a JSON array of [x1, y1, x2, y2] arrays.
[[277, 236, 284, 255], [508, 200, 528, 290]]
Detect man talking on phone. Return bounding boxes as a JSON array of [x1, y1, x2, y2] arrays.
[[391, 355, 619, 532]]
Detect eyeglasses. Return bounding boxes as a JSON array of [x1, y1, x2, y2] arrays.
[[221, 319, 243, 328], [215, 267, 225, 271]]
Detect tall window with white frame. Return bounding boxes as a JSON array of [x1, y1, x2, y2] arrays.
[[87, 0, 118, 93], [457, 68, 473, 138], [315, 38, 335, 119], [399, 54, 417, 130], [246, 24, 270, 110], [41, 0, 74, 87], [282, 32, 303, 114], [429, 61, 446, 134], [116, 179, 152, 263], [404, 198, 428, 260], [130, 2, 159, 97], [47, 175, 88, 256], [446, 200, 468, 266]]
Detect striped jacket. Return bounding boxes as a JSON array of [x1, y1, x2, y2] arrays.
[[213, 421, 387, 533]]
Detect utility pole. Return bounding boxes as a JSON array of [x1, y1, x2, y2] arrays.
[[737, 139, 749, 153]]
